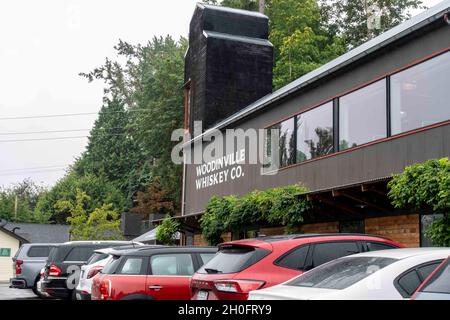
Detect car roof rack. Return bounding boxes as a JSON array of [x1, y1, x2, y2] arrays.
[[254, 233, 391, 242]]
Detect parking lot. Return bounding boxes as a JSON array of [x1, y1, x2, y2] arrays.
[[0, 283, 38, 300]]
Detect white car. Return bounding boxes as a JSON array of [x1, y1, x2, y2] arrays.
[[75, 243, 144, 300], [36, 267, 51, 299], [249, 248, 450, 300]]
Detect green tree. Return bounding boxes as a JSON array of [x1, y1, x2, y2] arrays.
[[319, 0, 424, 48], [80, 36, 187, 215], [210, 0, 423, 88], [0, 179, 47, 223], [156, 214, 181, 245], [73, 96, 143, 205], [57, 190, 122, 240], [35, 172, 126, 224]]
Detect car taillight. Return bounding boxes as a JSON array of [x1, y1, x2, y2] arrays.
[[99, 279, 111, 300], [15, 260, 23, 275], [213, 280, 265, 294], [87, 266, 103, 279], [48, 264, 61, 277]]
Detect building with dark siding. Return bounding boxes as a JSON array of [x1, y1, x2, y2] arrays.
[[168, 2, 450, 247]]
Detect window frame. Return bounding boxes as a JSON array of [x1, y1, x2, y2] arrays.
[[389, 50, 450, 136], [148, 253, 196, 277], [261, 48, 450, 174]]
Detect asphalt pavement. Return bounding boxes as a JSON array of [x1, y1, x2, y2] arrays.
[[0, 283, 38, 300]]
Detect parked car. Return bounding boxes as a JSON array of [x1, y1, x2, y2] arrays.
[[75, 243, 146, 300], [190, 233, 404, 300], [91, 246, 217, 300], [42, 240, 131, 299], [412, 255, 450, 300], [248, 248, 450, 300], [36, 267, 52, 299], [10, 243, 59, 298]]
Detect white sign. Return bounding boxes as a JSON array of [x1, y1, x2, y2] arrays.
[[195, 148, 245, 190]]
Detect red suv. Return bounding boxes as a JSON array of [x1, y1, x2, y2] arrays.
[[190, 233, 404, 300], [91, 246, 216, 300]]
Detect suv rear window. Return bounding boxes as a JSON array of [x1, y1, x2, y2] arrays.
[[287, 256, 397, 290], [197, 246, 270, 274], [64, 247, 96, 262], [27, 246, 53, 257]]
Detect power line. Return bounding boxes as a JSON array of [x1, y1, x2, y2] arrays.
[[0, 129, 91, 135], [0, 127, 127, 135], [0, 136, 88, 143], [0, 109, 153, 121], [0, 168, 67, 177], [0, 165, 69, 173]]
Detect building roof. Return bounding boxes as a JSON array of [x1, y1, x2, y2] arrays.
[[0, 226, 29, 244], [203, 30, 273, 46], [197, 3, 268, 19], [133, 228, 157, 242], [185, 0, 450, 146], [2, 222, 70, 243]]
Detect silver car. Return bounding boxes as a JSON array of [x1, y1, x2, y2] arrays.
[[10, 243, 58, 298]]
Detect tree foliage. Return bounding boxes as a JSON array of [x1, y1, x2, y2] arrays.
[[200, 184, 313, 245], [156, 214, 181, 245], [58, 190, 122, 240], [319, 0, 424, 48], [0, 179, 47, 223], [209, 0, 423, 88], [35, 172, 126, 224], [33, 36, 187, 224], [78, 36, 187, 216], [388, 158, 450, 246]]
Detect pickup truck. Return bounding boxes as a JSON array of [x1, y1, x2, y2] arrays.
[[10, 243, 58, 298]]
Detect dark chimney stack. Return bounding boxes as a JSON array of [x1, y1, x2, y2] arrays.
[[185, 3, 273, 134]]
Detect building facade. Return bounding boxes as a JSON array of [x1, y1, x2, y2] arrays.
[[174, 2, 450, 246]]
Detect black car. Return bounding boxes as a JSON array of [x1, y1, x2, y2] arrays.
[[42, 241, 132, 299]]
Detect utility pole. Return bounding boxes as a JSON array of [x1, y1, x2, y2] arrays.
[[259, 0, 265, 14], [14, 195, 18, 219]]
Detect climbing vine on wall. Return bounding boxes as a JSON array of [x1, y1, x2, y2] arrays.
[[200, 184, 314, 245], [388, 158, 450, 246]]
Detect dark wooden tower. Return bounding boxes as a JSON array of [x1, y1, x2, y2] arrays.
[[184, 3, 273, 134]]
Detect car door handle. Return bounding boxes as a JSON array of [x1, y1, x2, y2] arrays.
[[148, 285, 163, 290]]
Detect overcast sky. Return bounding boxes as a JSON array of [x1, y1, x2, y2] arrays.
[[0, 0, 444, 189]]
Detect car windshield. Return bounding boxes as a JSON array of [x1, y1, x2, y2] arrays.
[[420, 258, 450, 294], [287, 256, 397, 290], [197, 246, 269, 274]]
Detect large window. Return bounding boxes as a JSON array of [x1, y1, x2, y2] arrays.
[[390, 51, 450, 135], [296, 102, 333, 162], [339, 79, 387, 150], [270, 118, 296, 167]]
